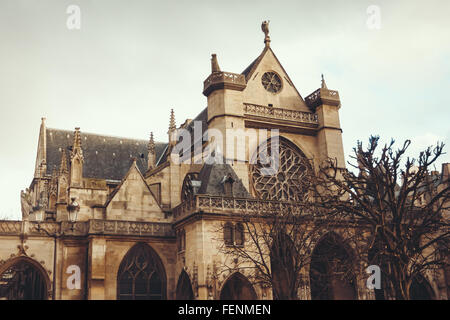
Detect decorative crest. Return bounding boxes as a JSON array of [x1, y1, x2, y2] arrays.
[[211, 54, 221, 73], [148, 132, 155, 155], [321, 74, 328, 89], [59, 149, 68, 175], [168, 109, 176, 132], [261, 21, 270, 47]]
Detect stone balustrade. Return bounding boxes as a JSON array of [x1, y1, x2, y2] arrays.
[[203, 71, 246, 96], [243, 103, 319, 125], [173, 195, 307, 221], [304, 88, 340, 109]]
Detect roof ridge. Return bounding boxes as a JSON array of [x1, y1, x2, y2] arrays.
[[47, 127, 166, 144]]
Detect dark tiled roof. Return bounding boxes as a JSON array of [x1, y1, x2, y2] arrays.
[[46, 128, 167, 181], [197, 162, 251, 198]]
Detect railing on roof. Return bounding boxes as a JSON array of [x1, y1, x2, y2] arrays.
[[173, 194, 307, 221], [203, 71, 246, 95], [304, 88, 340, 109], [243, 103, 319, 126]]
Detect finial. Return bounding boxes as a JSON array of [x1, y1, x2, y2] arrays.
[[73, 127, 82, 149], [211, 54, 221, 73], [71, 127, 84, 159], [59, 149, 68, 175], [148, 132, 155, 154], [261, 21, 270, 47], [41, 117, 46, 124], [52, 165, 58, 178], [321, 74, 328, 89], [169, 109, 176, 132]]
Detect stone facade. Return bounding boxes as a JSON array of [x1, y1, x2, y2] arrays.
[[1, 23, 448, 300]]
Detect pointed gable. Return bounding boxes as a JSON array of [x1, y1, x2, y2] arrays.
[[105, 160, 165, 222], [242, 47, 310, 112]]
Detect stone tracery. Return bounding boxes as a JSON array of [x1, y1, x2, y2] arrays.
[[250, 138, 311, 202]]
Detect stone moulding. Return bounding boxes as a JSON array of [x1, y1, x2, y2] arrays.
[[0, 220, 174, 238], [172, 195, 308, 221], [243, 103, 319, 127]]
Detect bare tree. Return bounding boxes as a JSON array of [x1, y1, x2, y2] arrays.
[[319, 136, 450, 300], [215, 161, 355, 300]]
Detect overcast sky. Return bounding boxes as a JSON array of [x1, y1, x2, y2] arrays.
[[1, 0, 449, 219]]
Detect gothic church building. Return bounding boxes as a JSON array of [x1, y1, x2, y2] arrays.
[[0, 23, 447, 300]]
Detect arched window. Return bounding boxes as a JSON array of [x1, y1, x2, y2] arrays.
[[410, 275, 434, 300], [310, 233, 357, 300], [224, 223, 234, 246], [224, 222, 245, 247], [234, 223, 244, 246], [270, 233, 295, 300], [0, 258, 48, 300], [176, 270, 194, 300], [117, 243, 166, 300], [220, 272, 257, 300]]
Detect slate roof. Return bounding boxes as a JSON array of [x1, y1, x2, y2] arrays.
[[46, 128, 167, 181], [197, 162, 251, 198]]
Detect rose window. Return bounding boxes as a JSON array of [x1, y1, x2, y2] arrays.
[[261, 71, 282, 93], [250, 139, 311, 202]]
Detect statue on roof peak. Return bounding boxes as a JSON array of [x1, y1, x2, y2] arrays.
[[261, 21, 270, 47]]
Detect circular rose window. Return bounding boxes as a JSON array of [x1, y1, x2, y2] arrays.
[[261, 72, 282, 93], [250, 139, 311, 202]]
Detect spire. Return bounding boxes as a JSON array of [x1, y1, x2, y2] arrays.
[[59, 149, 68, 175], [72, 127, 83, 158], [168, 109, 177, 147], [51, 165, 58, 178], [168, 109, 176, 132], [70, 127, 84, 187], [321, 74, 328, 89], [148, 132, 156, 170], [261, 20, 270, 47], [211, 54, 221, 73], [148, 132, 155, 154], [34, 117, 47, 178]]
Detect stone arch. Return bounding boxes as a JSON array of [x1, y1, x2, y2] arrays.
[[249, 136, 313, 202], [116, 242, 167, 300], [175, 270, 194, 300], [309, 232, 357, 300], [0, 256, 51, 300], [220, 272, 258, 300], [410, 274, 435, 300], [270, 232, 296, 300]]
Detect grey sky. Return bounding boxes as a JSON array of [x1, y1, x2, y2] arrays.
[[1, 0, 449, 219]]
